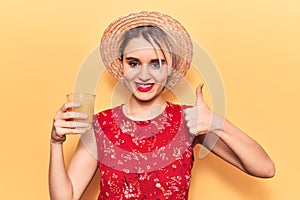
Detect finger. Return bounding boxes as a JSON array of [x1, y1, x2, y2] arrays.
[[184, 106, 199, 120], [188, 124, 198, 135], [61, 111, 88, 120], [54, 120, 90, 129], [186, 119, 199, 128], [188, 125, 208, 136], [195, 83, 204, 106], [60, 102, 81, 112], [56, 127, 87, 135]]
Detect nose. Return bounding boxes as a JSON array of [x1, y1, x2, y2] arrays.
[[138, 64, 151, 81]]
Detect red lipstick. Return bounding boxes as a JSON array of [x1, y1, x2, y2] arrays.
[[136, 83, 154, 92]]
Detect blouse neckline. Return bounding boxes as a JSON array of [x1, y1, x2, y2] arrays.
[[119, 101, 171, 123]]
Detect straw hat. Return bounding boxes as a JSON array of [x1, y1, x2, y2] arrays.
[[100, 11, 193, 88]]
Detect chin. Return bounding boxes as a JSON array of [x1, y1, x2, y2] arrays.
[[133, 93, 157, 102]]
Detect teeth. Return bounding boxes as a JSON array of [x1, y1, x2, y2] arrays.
[[140, 85, 149, 88], [137, 83, 152, 88]]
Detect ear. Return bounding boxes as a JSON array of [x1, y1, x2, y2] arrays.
[[167, 65, 173, 76], [165, 52, 173, 76], [165, 66, 174, 89]]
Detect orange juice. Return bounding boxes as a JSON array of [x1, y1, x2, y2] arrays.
[[67, 93, 95, 130]]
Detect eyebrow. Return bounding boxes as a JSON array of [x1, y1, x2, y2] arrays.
[[125, 57, 166, 63]]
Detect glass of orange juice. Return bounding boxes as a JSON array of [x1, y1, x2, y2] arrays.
[[66, 93, 95, 130]]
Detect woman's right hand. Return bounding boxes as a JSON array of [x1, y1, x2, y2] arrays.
[[51, 102, 90, 144]]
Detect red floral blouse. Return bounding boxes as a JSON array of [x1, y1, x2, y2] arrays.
[[93, 102, 195, 199]]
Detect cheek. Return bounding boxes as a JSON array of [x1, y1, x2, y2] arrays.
[[122, 65, 139, 82], [150, 68, 169, 84], [123, 70, 138, 81], [121, 72, 136, 92]]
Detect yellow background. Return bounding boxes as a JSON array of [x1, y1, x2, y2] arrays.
[[0, 0, 299, 199]]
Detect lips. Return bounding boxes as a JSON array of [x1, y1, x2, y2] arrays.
[[136, 82, 154, 92]]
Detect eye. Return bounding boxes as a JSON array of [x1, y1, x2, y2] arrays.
[[150, 61, 161, 69], [128, 61, 139, 68]]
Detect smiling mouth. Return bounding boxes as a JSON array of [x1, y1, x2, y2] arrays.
[[135, 83, 155, 92]]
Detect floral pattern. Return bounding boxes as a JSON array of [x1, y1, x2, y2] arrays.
[[93, 102, 195, 199]]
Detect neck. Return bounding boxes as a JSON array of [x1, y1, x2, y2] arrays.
[[123, 96, 167, 121]]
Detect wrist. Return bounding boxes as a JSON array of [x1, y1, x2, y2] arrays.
[[208, 113, 225, 137], [50, 137, 65, 146]]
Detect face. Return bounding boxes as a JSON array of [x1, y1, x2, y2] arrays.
[[121, 37, 172, 102]]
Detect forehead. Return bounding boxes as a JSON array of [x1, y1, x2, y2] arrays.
[[123, 37, 166, 59]]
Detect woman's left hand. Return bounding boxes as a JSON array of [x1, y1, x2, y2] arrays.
[[184, 84, 223, 136]]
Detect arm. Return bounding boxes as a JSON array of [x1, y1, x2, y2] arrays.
[[185, 84, 275, 178], [49, 102, 98, 200], [195, 119, 275, 178]]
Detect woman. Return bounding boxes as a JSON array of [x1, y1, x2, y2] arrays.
[[49, 11, 275, 200]]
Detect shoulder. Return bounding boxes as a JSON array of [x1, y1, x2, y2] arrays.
[[94, 105, 122, 118], [92, 105, 123, 136]]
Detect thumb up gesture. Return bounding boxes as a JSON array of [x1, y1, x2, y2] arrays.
[[184, 84, 224, 136]]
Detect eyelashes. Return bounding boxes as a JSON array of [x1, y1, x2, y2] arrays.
[[126, 59, 166, 69]]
